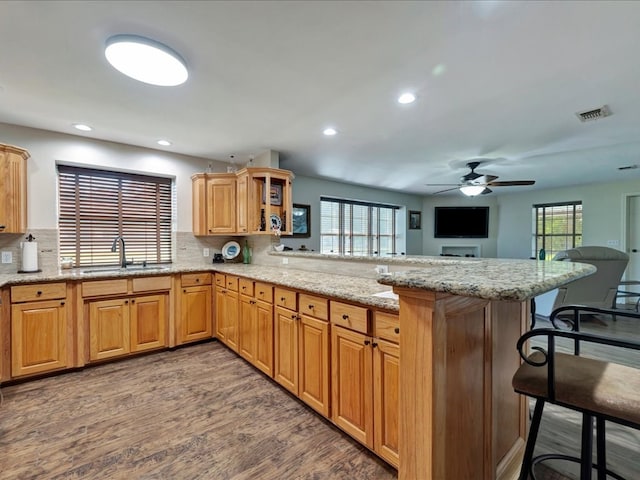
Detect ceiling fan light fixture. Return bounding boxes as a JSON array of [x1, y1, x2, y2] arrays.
[[459, 185, 486, 196], [105, 34, 188, 86]]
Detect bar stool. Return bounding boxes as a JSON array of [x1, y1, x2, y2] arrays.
[[512, 305, 640, 480]]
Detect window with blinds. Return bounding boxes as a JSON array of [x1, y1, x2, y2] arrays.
[[58, 165, 173, 267], [532, 201, 582, 260], [320, 197, 398, 256]]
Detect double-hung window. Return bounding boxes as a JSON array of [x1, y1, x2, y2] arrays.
[[58, 165, 173, 267], [320, 197, 398, 256], [533, 201, 582, 259]]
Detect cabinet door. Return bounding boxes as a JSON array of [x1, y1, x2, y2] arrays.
[[239, 295, 257, 363], [373, 338, 400, 468], [89, 298, 130, 361], [299, 315, 330, 416], [0, 145, 28, 233], [215, 287, 227, 341], [274, 306, 299, 395], [236, 172, 249, 233], [331, 325, 373, 447], [255, 299, 274, 377], [180, 285, 212, 344], [224, 290, 239, 352], [130, 294, 167, 353], [206, 176, 236, 233], [11, 300, 67, 377]]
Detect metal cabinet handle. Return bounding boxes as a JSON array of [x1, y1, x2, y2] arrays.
[[342, 314, 349, 320], [394, 327, 400, 334], [364, 340, 371, 346], [36, 291, 42, 296], [372, 342, 378, 348], [308, 304, 314, 309]]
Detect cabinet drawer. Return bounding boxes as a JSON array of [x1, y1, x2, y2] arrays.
[[239, 278, 254, 296], [82, 279, 128, 298], [132, 275, 171, 293], [275, 287, 297, 311], [299, 293, 328, 320], [373, 311, 400, 343], [330, 301, 369, 334], [182, 272, 212, 287], [255, 282, 273, 303], [11, 282, 66, 302], [225, 275, 239, 291], [214, 273, 226, 287]]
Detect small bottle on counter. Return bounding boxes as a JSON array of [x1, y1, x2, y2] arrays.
[[243, 240, 251, 264]]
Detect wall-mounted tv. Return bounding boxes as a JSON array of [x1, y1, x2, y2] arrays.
[[434, 206, 489, 238]]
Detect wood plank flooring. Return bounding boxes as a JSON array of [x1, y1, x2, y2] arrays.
[[1, 338, 575, 480]]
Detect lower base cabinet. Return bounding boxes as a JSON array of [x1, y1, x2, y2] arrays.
[[89, 294, 167, 361], [178, 273, 213, 345]]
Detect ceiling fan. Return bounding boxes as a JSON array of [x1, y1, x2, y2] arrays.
[[426, 161, 535, 196]]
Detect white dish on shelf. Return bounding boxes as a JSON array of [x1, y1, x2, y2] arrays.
[[270, 213, 282, 230], [221, 241, 241, 260]]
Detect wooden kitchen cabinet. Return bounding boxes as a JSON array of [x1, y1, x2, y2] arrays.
[[191, 167, 294, 236], [83, 276, 170, 362], [274, 288, 330, 416], [0, 143, 29, 234], [178, 272, 212, 344], [214, 273, 239, 352], [331, 303, 400, 467], [10, 281, 69, 377], [239, 279, 274, 376]]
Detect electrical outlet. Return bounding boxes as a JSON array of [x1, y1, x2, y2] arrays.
[[282, 257, 289, 265], [203, 248, 210, 257], [1, 251, 12, 264]]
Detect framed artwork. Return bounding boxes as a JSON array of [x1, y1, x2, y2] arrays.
[[263, 182, 283, 206], [292, 204, 311, 237], [409, 210, 422, 230]]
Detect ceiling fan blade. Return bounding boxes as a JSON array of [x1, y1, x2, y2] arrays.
[[481, 187, 493, 195], [424, 183, 461, 186], [469, 174, 498, 185], [487, 180, 535, 186], [431, 186, 460, 194]]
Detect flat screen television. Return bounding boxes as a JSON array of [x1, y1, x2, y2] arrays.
[[434, 206, 489, 238]]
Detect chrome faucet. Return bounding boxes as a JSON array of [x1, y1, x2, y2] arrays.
[[111, 236, 127, 268]]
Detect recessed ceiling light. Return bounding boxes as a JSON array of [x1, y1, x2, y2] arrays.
[[157, 139, 172, 146], [398, 93, 416, 104], [73, 123, 93, 131], [323, 127, 337, 136], [105, 34, 188, 86]]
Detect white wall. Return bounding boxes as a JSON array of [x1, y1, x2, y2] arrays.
[[0, 123, 220, 232], [284, 175, 424, 255], [496, 180, 640, 259]]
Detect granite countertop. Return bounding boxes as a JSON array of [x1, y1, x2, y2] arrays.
[[0, 255, 595, 308]]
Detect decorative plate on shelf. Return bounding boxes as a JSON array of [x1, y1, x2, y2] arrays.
[[270, 213, 282, 231], [221, 241, 241, 260]]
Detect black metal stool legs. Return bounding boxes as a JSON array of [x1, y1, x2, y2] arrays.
[[580, 413, 594, 480], [596, 417, 607, 480], [519, 399, 545, 480]]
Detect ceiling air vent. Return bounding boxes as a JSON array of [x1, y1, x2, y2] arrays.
[[576, 105, 611, 122]]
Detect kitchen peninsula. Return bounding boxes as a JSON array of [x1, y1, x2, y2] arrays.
[[0, 255, 594, 480]]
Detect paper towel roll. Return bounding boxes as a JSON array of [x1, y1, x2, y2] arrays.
[[22, 242, 38, 272]]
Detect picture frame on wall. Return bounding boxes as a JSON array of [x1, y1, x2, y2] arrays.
[[409, 210, 422, 230], [262, 182, 283, 206], [292, 204, 311, 237]]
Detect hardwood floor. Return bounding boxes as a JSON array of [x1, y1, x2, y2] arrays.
[[530, 311, 640, 480], [0, 337, 582, 480]]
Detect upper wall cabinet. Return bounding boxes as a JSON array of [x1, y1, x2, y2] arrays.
[[0, 143, 29, 234], [192, 167, 294, 236]]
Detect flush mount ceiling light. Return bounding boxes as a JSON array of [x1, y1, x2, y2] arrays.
[[459, 185, 487, 196], [398, 92, 416, 104], [323, 127, 337, 136], [157, 139, 172, 146], [105, 35, 188, 86], [73, 123, 93, 131]]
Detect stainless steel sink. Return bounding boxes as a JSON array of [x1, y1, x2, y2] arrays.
[[80, 265, 172, 274]]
